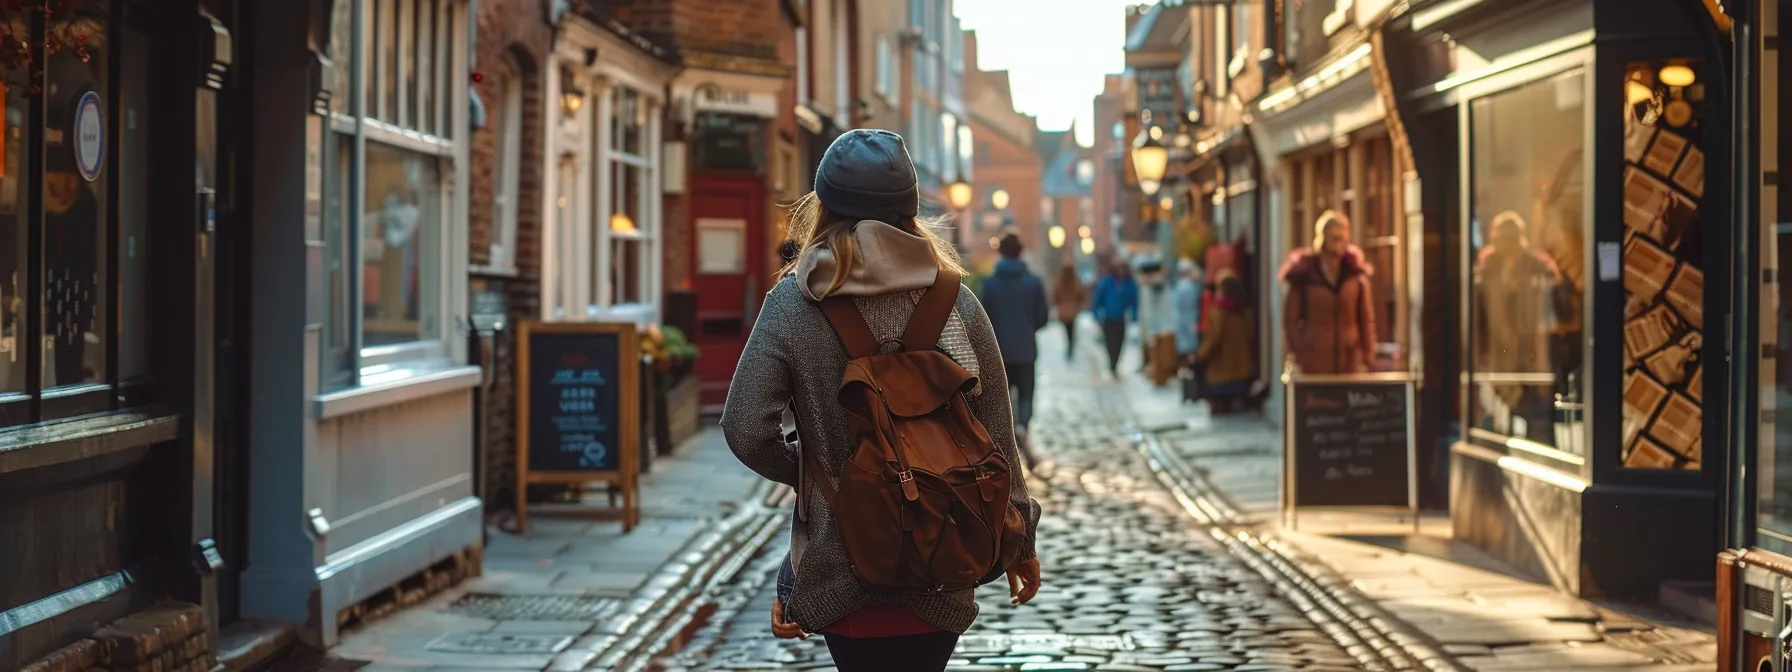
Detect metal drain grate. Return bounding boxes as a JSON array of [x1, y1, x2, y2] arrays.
[[424, 632, 573, 655], [446, 593, 621, 621]]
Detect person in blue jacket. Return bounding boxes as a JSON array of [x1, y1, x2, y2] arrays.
[[1091, 259, 1140, 377], [980, 234, 1050, 467]]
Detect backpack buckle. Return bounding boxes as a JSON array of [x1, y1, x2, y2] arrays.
[[896, 469, 919, 501]]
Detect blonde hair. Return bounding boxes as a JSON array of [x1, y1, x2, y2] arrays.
[[1312, 210, 1349, 251], [778, 191, 966, 298]]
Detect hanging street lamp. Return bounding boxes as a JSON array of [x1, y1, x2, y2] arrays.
[[1131, 114, 1169, 197]]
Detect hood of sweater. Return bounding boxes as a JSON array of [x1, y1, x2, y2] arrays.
[[993, 257, 1028, 278], [796, 220, 940, 301], [1278, 245, 1373, 285]]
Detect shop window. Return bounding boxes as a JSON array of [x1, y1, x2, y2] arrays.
[[834, 1, 852, 123], [486, 55, 522, 272], [1361, 136, 1398, 358], [0, 0, 156, 426], [325, 0, 465, 388], [958, 125, 974, 182], [1619, 60, 1705, 471], [360, 142, 441, 347], [1758, 10, 1792, 549], [1465, 69, 1587, 470], [875, 36, 895, 102], [595, 86, 656, 313]]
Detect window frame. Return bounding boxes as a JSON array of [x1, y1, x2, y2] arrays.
[[484, 53, 523, 274], [875, 35, 895, 102], [323, 0, 469, 391], [587, 81, 661, 322], [1456, 59, 1594, 479]]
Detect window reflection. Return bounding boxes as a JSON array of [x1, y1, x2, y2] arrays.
[[1, 68, 27, 394], [42, 16, 109, 388], [1467, 70, 1586, 462], [362, 143, 439, 346]]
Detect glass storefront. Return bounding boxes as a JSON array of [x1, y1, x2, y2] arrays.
[[1464, 68, 1588, 470], [1755, 0, 1792, 554], [0, 0, 154, 425]]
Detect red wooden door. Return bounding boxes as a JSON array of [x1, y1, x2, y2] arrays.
[[689, 174, 765, 409]]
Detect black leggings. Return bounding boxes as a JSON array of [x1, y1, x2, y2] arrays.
[[1061, 318, 1078, 360], [1100, 320, 1127, 374], [824, 631, 960, 672]]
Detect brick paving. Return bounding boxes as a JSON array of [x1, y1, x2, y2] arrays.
[[657, 327, 1364, 672]]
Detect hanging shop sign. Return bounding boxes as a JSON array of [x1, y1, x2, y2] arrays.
[[74, 91, 103, 182], [691, 82, 778, 118], [515, 321, 642, 532]]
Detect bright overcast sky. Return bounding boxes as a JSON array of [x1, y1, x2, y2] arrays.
[[955, 0, 1137, 148]]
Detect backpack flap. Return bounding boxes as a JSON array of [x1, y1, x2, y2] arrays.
[[839, 351, 977, 418]]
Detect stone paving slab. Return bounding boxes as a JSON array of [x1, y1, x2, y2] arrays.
[[1109, 337, 1717, 670], [329, 428, 763, 670]]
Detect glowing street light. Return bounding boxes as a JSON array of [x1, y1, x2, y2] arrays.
[[1080, 237, 1095, 255], [946, 180, 974, 210], [991, 188, 1011, 211], [1048, 225, 1066, 249], [1131, 117, 1169, 197]]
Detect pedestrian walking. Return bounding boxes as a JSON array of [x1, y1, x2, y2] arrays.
[[720, 129, 1042, 672], [1051, 264, 1088, 360], [981, 233, 1050, 468], [1191, 270, 1256, 413], [1171, 258, 1205, 404], [1091, 260, 1139, 377], [1280, 210, 1378, 375]]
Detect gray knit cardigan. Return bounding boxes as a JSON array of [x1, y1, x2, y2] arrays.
[[719, 275, 1042, 635]]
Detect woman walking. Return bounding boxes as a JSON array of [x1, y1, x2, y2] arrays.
[[1091, 260, 1139, 377], [1052, 264, 1088, 360], [720, 129, 1042, 672], [1191, 270, 1256, 413]]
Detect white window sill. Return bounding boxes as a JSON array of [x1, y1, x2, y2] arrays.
[[314, 364, 482, 420], [584, 303, 658, 326]]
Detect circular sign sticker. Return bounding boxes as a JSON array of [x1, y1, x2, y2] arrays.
[[74, 91, 103, 182]]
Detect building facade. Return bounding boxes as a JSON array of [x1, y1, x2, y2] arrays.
[[963, 31, 1041, 274], [1092, 73, 1130, 264], [1037, 129, 1096, 276]]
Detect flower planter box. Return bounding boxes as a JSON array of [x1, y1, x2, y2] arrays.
[[664, 374, 701, 453]]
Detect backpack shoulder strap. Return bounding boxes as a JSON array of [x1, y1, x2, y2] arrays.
[[819, 296, 879, 359], [900, 268, 961, 352], [803, 443, 838, 506]]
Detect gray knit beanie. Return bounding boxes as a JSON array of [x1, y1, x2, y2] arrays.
[[814, 129, 920, 224]]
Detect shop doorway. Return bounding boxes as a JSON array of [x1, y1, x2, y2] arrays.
[[690, 174, 764, 411]]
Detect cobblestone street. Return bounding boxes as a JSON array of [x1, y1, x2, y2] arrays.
[[657, 330, 1366, 672]]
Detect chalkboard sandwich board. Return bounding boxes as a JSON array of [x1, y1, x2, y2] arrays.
[[516, 321, 641, 533], [1282, 375, 1417, 529]]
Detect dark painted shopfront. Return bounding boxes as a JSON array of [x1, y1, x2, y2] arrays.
[[1714, 0, 1792, 668], [1385, 0, 1732, 601], [0, 0, 240, 667]]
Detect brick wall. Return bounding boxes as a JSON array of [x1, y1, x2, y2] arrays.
[[470, 0, 552, 511], [592, 0, 780, 61], [966, 120, 1041, 273]]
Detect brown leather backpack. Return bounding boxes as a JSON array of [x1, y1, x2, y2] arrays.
[[806, 269, 1029, 593]]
